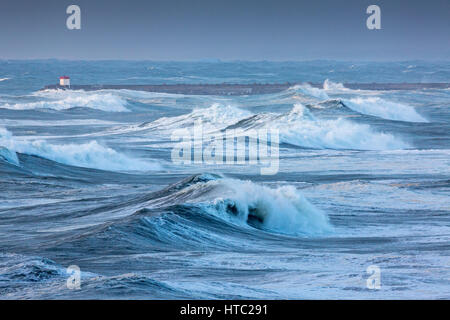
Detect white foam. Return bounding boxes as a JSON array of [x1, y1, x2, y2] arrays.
[[202, 178, 333, 236], [0, 128, 20, 166], [0, 119, 120, 127], [140, 103, 252, 132], [247, 104, 408, 150], [344, 97, 428, 122], [0, 127, 159, 171], [146, 102, 408, 151], [289, 84, 329, 100], [0, 89, 129, 112], [323, 79, 347, 91]]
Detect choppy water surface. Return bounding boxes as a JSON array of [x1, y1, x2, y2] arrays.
[[0, 61, 449, 299]]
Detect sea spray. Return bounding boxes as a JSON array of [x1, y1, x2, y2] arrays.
[[230, 104, 409, 150], [200, 177, 333, 236], [0, 127, 19, 166], [0, 127, 159, 171], [0, 89, 130, 112], [344, 97, 427, 122]]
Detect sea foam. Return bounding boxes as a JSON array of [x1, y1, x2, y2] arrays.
[[343, 97, 428, 122], [228, 104, 408, 150], [289, 84, 330, 100], [278, 104, 408, 150], [140, 103, 253, 133], [0, 89, 129, 112], [0, 127, 159, 171], [198, 177, 333, 236]]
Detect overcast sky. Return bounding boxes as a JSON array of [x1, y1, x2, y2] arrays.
[[0, 0, 448, 60]]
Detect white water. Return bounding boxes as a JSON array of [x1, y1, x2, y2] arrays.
[[323, 79, 347, 91], [0, 89, 130, 112], [0, 127, 159, 171], [134, 103, 253, 134], [290, 84, 330, 100], [237, 104, 408, 150], [344, 97, 428, 122], [195, 177, 333, 236], [280, 104, 408, 150]]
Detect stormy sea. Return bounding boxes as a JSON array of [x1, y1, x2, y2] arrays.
[[0, 60, 449, 299]]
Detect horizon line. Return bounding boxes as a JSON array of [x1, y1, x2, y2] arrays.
[[1, 58, 450, 63]]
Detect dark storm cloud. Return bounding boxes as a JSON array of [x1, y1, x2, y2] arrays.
[[0, 0, 448, 60]]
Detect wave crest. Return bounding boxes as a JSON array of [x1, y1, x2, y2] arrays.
[[288, 84, 330, 100], [344, 97, 428, 122], [0, 127, 159, 171], [222, 104, 408, 150], [0, 89, 129, 112], [206, 178, 332, 236], [147, 174, 332, 236]]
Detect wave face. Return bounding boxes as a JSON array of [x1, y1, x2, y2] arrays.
[[203, 178, 332, 236], [144, 103, 252, 132], [0, 128, 20, 165], [0, 146, 19, 166], [0, 127, 159, 171], [279, 104, 408, 149], [344, 97, 427, 122], [217, 104, 407, 150], [126, 102, 407, 150], [150, 174, 332, 236], [296, 80, 428, 123], [289, 84, 330, 99]]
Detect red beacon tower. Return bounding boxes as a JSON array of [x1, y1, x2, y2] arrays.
[[59, 76, 70, 87]]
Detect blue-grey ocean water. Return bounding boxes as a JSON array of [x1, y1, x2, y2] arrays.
[[0, 61, 449, 299]]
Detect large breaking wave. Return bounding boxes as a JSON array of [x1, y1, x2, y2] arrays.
[[343, 97, 428, 122], [125, 174, 332, 238], [200, 176, 332, 236], [291, 81, 427, 123], [130, 102, 408, 150], [237, 103, 408, 150], [0, 127, 159, 171]]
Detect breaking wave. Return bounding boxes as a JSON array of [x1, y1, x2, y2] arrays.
[[288, 84, 330, 100], [124, 101, 408, 150], [275, 104, 408, 150], [117, 103, 253, 136], [0, 89, 130, 112], [0, 128, 20, 166], [151, 103, 251, 130], [140, 174, 333, 237], [0, 127, 159, 171], [290, 80, 428, 123], [343, 97, 428, 122], [201, 177, 332, 236], [323, 79, 347, 91], [0, 144, 19, 166], [224, 104, 408, 150]]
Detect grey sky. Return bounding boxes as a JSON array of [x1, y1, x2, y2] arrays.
[[0, 0, 448, 60]]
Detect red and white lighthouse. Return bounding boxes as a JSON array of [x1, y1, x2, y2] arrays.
[[59, 76, 70, 87]]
